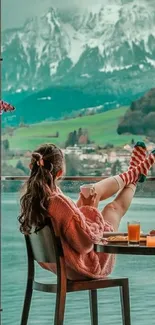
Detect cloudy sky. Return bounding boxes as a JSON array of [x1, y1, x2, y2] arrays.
[[2, 0, 146, 30], [1, 0, 124, 29]]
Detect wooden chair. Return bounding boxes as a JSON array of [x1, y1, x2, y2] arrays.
[[20, 221, 131, 325]]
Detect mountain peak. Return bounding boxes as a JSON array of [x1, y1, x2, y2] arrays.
[[45, 7, 58, 21], [45, 7, 61, 30]]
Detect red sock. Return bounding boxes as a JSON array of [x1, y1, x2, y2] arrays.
[[120, 152, 155, 185], [129, 142, 147, 170]]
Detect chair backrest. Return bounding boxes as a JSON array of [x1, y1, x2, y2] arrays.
[[25, 220, 64, 265]]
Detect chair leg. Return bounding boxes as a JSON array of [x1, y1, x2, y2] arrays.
[[20, 279, 33, 325], [89, 290, 98, 325], [54, 289, 66, 325], [120, 279, 131, 325]]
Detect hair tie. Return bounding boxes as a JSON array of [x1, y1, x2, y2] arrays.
[[31, 152, 44, 168]]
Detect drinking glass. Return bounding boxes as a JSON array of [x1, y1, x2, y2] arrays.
[[146, 236, 155, 247], [128, 221, 140, 246]]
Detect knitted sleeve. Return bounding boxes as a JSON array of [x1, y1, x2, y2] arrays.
[[48, 194, 114, 254], [64, 205, 114, 254]]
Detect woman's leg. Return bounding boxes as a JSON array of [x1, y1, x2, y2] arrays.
[[101, 184, 136, 231], [94, 176, 124, 202], [77, 142, 148, 206], [88, 142, 148, 202], [93, 149, 155, 202], [77, 146, 154, 208], [76, 176, 124, 208]]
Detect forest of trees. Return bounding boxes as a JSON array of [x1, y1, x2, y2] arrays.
[[117, 88, 155, 139], [65, 127, 91, 147]]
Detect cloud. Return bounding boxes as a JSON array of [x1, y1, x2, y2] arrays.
[[2, 0, 150, 30], [2, 0, 105, 29]]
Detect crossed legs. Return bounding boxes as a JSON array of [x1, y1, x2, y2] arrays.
[[77, 141, 155, 231], [92, 177, 136, 231], [77, 176, 136, 232]]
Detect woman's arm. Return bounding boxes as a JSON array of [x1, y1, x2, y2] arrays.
[[64, 205, 114, 254], [48, 193, 113, 254]]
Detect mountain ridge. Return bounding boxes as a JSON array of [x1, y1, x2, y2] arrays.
[[2, 0, 155, 95]]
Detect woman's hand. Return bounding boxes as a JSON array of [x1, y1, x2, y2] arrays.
[[79, 192, 98, 207]]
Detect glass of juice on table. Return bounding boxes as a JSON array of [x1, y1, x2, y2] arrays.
[[146, 236, 155, 247], [127, 221, 140, 245]]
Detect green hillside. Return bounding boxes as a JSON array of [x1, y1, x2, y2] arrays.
[[5, 107, 145, 151]]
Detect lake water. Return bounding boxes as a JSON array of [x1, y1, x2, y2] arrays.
[[2, 192, 155, 325]]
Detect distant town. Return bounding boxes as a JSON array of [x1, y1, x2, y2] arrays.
[[2, 140, 155, 178]]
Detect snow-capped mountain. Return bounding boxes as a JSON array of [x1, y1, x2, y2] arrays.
[[2, 0, 155, 97]]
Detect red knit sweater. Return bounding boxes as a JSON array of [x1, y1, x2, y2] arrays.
[[39, 187, 115, 280]]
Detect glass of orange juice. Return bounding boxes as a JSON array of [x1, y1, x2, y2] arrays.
[[127, 221, 140, 245], [146, 236, 155, 247]]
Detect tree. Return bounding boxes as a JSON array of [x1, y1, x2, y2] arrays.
[[78, 128, 82, 139], [65, 130, 78, 147], [65, 154, 79, 176], [3, 139, 9, 151], [16, 160, 29, 175], [111, 160, 122, 175], [65, 132, 74, 147], [143, 112, 155, 134], [72, 130, 77, 145]]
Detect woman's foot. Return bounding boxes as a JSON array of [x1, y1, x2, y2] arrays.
[[128, 141, 147, 183], [129, 141, 147, 169], [119, 150, 155, 185]]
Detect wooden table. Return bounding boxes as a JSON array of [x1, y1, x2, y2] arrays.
[[96, 242, 155, 255]]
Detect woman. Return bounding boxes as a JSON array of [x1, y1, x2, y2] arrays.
[[19, 142, 155, 280]]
